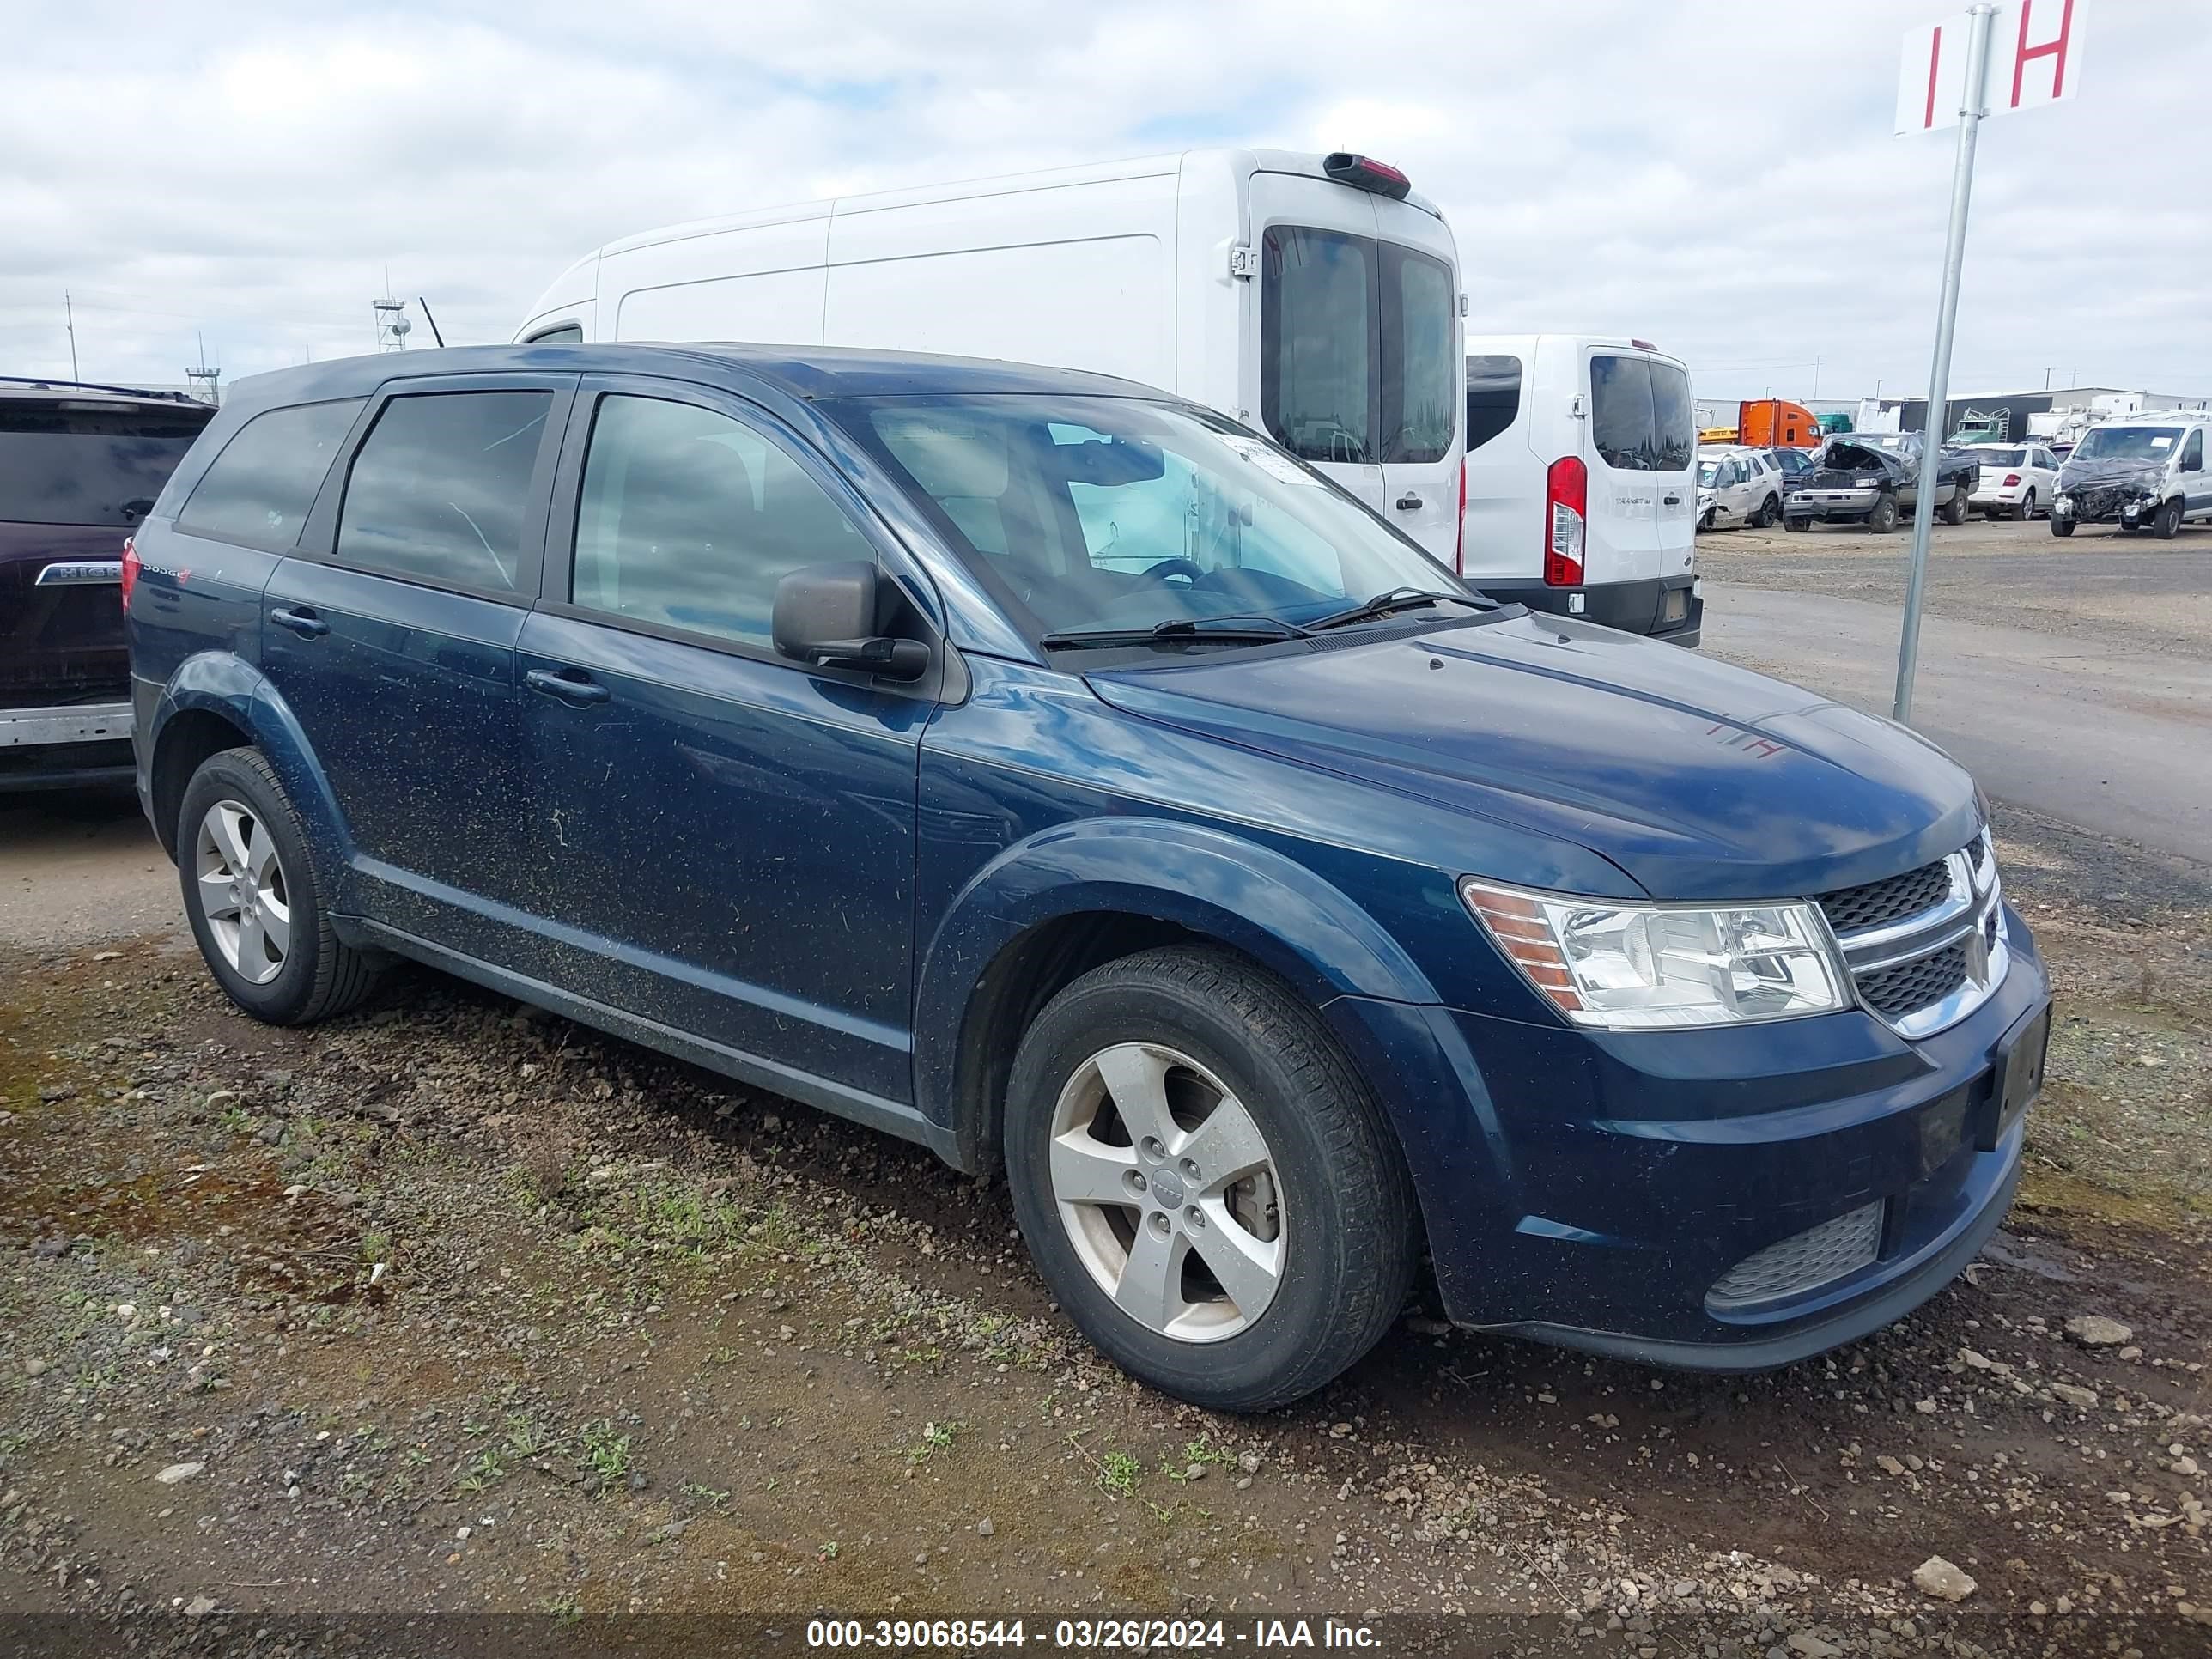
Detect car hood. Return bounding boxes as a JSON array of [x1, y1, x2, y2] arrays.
[[2058, 455, 2165, 490], [1807, 443, 1902, 484], [1085, 615, 1980, 902]]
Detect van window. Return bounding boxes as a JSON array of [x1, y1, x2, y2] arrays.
[[2185, 430, 2205, 471], [175, 398, 363, 554], [1261, 227, 1373, 465], [1590, 355, 1695, 472], [336, 392, 550, 592], [1465, 356, 1522, 453], [571, 394, 871, 651], [0, 401, 211, 529], [1384, 249, 1455, 465], [526, 324, 584, 345]]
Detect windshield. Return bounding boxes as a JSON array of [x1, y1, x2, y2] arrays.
[[831, 395, 1469, 642], [1697, 460, 1720, 486], [0, 401, 210, 526], [2070, 427, 2182, 462]]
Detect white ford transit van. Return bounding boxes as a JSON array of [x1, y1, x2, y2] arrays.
[[515, 149, 1467, 565], [1461, 337, 1701, 644]]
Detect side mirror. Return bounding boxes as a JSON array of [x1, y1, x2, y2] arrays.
[[771, 561, 931, 683]]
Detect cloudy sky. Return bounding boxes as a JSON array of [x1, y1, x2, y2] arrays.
[[4, 1, 2201, 405]]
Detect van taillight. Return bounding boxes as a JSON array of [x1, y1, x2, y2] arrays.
[[1544, 457, 1586, 586], [119, 536, 139, 612], [1455, 457, 1467, 574]]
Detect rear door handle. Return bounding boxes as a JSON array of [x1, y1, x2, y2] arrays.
[[1395, 493, 1424, 510], [270, 606, 329, 639], [1662, 494, 1682, 506], [526, 667, 611, 707]]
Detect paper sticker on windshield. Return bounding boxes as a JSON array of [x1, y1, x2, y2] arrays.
[[1222, 436, 1322, 487], [2151, 435, 2173, 449]]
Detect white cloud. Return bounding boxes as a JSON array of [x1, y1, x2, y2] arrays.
[[3, 0, 2202, 402]]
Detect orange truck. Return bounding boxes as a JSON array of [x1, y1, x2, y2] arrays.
[[1735, 398, 1823, 447]]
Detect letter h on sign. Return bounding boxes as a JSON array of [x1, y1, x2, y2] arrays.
[[1894, 1, 2083, 136]]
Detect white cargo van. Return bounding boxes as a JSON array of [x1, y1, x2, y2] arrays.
[[516, 149, 1466, 564], [1461, 336, 1701, 644]]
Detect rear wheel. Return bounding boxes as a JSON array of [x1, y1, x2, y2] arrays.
[[1758, 494, 1781, 528], [1004, 945, 1417, 1411], [179, 749, 380, 1025], [1867, 492, 1899, 534], [2153, 498, 2183, 540], [2013, 489, 2035, 522]]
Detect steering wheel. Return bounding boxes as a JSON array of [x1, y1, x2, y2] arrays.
[[1142, 556, 1206, 584]]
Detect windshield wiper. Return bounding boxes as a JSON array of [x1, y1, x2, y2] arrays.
[[1307, 586, 1486, 632], [1038, 614, 1316, 652]]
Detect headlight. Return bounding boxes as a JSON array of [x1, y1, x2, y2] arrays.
[[1461, 880, 1849, 1030], [2054, 495, 2071, 513]]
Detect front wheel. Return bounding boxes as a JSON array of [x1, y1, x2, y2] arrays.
[[2153, 499, 2183, 540], [1940, 485, 1969, 525], [1867, 492, 1899, 534], [179, 748, 380, 1025], [1783, 513, 1808, 533], [1004, 946, 1417, 1411], [2050, 515, 2075, 538]]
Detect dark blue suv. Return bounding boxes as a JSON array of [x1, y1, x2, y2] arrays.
[[128, 345, 2051, 1410]]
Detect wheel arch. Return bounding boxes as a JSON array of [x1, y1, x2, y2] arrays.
[[914, 818, 1441, 1176]]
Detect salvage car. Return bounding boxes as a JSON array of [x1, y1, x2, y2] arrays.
[[1784, 432, 1978, 533], [129, 345, 2051, 1410], [2050, 412, 2212, 539], [2, 377, 212, 790], [1695, 445, 1784, 530]]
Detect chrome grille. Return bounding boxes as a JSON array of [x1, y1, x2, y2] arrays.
[[1816, 859, 1951, 934], [1824, 833, 2007, 1038], [1707, 1201, 1884, 1310]]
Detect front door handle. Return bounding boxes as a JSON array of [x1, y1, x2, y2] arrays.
[[1395, 493, 1424, 510], [526, 667, 611, 707], [270, 606, 329, 639], [1662, 494, 1682, 506]]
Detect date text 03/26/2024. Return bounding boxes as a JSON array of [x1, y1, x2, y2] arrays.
[[805, 1619, 1381, 1650]]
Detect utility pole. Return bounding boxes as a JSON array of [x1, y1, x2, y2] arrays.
[[1813, 356, 1821, 400], [64, 290, 79, 380], [1893, 3, 1996, 726]]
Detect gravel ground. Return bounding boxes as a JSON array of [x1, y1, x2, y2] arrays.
[[2, 801, 2209, 1657], [1693, 514, 2212, 661]]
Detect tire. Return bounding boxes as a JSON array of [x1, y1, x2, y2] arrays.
[[1783, 514, 1808, 533], [1759, 495, 1781, 528], [2153, 499, 2183, 540], [2050, 514, 2075, 538], [1940, 485, 1968, 526], [178, 748, 380, 1025], [1866, 492, 1899, 534], [1004, 945, 1417, 1412], [1698, 508, 1716, 532], [2013, 489, 2034, 523]]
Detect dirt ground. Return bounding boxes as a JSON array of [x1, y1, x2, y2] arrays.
[[3, 793, 2209, 1656], [1694, 514, 2212, 661]]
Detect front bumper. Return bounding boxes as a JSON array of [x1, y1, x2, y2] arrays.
[[1471, 574, 1702, 647], [1787, 486, 1878, 522], [0, 701, 136, 792], [2053, 486, 2159, 525], [1338, 905, 2050, 1370]]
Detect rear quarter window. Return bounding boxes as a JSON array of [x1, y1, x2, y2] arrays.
[[0, 402, 210, 526], [1464, 356, 1522, 453], [176, 398, 364, 554]]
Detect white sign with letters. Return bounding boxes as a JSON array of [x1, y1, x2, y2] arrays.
[[1896, 0, 2082, 135]]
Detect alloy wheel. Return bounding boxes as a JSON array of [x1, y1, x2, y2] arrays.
[[1046, 1042, 1285, 1341], [194, 799, 292, 986]]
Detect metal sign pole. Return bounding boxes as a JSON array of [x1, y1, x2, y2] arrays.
[[1893, 2, 1997, 725]]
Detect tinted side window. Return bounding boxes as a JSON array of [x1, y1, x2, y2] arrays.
[[1383, 247, 1455, 464], [1464, 355, 1522, 453], [0, 403, 210, 528], [2185, 430, 2205, 470], [175, 399, 362, 553], [1589, 355, 1657, 471], [1261, 227, 1374, 464], [335, 392, 550, 592], [572, 394, 871, 651]]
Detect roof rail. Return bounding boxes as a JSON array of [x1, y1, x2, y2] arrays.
[[0, 374, 210, 405]]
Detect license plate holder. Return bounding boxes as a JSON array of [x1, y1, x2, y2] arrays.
[[1982, 1004, 2051, 1150], [1662, 587, 1690, 625]]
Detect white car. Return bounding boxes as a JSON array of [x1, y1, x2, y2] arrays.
[[1962, 443, 2061, 520], [1696, 445, 1785, 531]]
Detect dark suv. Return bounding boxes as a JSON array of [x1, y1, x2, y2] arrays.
[[2, 377, 212, 789], [130, 346, 2051, 1410]]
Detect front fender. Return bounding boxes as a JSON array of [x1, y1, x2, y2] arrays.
[[911, 815, 1441, 1136], [150, 652, 356, 887]]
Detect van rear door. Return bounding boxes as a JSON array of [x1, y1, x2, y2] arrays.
[[1370, 195, 1462, 564], [1583, 348, 1697, 589]]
